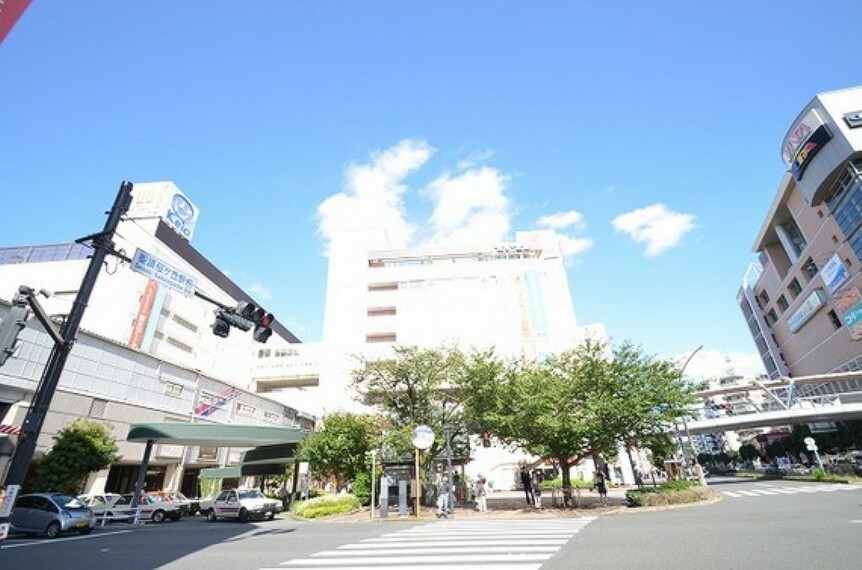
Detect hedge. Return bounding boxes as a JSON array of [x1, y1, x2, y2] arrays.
[[626, 480, 717, 507], [291, 494, 361, 519]]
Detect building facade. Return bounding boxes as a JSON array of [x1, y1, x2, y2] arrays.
[[739, 86, 862, 396], [0, 182, 311, 495]]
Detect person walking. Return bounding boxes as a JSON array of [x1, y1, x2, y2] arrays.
[[476, 475, 488, 513], [594, 470, 608, 506], [519, 467, 533, 505]]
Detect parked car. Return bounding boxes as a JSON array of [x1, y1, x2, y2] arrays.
[[121, 493, 182, 523], [154, 491, 200, 517], [78, 493, 139, 523], [10, 493, 96, 538], [203, 488, 282, 522]]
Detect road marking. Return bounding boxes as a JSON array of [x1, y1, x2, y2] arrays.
[[850, 520, 862, 524], [275, 518, 594, 569], [0, 530, 132, 549], [721, 491, 742, 498]]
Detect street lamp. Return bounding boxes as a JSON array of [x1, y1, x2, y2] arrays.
[[677, 345, 707, 484]]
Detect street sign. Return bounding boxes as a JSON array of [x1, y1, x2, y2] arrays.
[[412, 425, 435, 450], [804, 437, 818, 451], [130, 248, 197, 297]]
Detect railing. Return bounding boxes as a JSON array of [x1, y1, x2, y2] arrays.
[[548, 486, 581, 508]]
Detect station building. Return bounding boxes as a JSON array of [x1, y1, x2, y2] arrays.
[[739, 86, 862, 398], [0, 182, 312, 496]]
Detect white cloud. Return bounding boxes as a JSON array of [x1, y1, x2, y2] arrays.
[[611, 203, 695, 256], [557, 234, 594, 258], [456, 149, 495, 170], [673, 347, 766, 381], [537, 210, 585, 230], [248, 282, 273, 300], [317, 139, 434, 252], [425, 166, 511, 246]]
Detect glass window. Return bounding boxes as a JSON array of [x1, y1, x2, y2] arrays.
[[767, 309, 778, 326], [803, 258, 818, 279], [758, 290, 770, 305], [828, 310, 842, 330], [777, 296, 788, 311], [789, 278, 802, 297]]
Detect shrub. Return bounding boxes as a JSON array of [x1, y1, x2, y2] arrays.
[[353, 471, 372, 506], [291, 494, 360, 519], [626, 480, 716, 507]]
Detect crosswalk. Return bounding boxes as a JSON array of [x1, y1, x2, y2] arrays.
[[720, 483, 862, 499], [265, 518, 595, 570]]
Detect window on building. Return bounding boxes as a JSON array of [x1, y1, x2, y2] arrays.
[[89, 398, 108, 419], [779, 218, 807, 259], [171, 313, 198, 333], [777, 295, 788, 311], [366, 333, 396, 343], [166, 336, 194, 354], [828, 310, 842, 330], [199, 392, 216, 406], [367, 306, 397, 317], [789, 278, 802, 298], [197, 446, 219, 461], [758, 290, 770, 305], [236, 402, 256, 416], [368, 282, 398, 292], [803, 257, 818, 279], [264, 411, 280, 424], [767, 309, 778, 327]]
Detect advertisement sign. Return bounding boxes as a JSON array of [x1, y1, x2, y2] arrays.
[[127, 182, 200, 241], [787, 288, 827, 333], [782, 108, 833, 180], [821, 253, 850, 294], [129, 280, 158, 349], [130, 249, 197, 297], [838, 288, 862, 341], [193, 388, 240, 417]]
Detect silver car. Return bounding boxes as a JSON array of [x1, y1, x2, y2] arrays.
[[10, 493, 96, 538], [204, 489, 282, 522]]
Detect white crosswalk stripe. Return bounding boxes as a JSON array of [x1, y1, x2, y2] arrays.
[[267, 518, 595, 569], [721, 484, 862, 499]]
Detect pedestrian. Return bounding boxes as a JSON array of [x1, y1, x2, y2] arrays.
[[476, 474, 488, 513], [594, 471, 608, 506], [520, 467, 534, 505], [436, 476, 450, 519], [532, 471, 543, 509]]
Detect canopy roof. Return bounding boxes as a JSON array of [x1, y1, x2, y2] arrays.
[[126, 422, 306, 447]]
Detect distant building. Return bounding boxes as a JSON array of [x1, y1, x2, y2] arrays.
[[739, 86, 862, 399], [0, 182, 312, 495]]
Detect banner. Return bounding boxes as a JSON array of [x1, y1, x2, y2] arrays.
[[0, 0, 32, 44]]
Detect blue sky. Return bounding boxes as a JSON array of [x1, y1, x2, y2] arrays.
[[1, 1, 860, 376]]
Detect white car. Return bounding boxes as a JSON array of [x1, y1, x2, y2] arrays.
[[121, 493, 183, 523], [78, 493, 138, 523], [204, 489, 282, 522]]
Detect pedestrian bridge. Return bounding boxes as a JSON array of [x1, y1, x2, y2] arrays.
[[684, 370, 862, 435]]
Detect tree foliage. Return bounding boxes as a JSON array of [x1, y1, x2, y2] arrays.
[[351, 345, 470, 469], [298, 412, 380, 485], [460, 339, 695, 491], [33, 419, 121, 493]]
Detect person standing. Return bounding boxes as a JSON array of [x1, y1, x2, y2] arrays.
[[520, 467, 534, 505], [595, 471, 608, 506], [476, 475, 488, 513], [532, 471, 543, 509], [436, 476, 450, 519]]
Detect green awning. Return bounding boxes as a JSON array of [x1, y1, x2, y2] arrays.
[[127, 422, 307, 447]]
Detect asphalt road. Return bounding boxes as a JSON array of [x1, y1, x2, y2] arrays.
[[1, 479, 860, 570]]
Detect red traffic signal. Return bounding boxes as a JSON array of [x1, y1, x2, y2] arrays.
[[253, 312, 274, 343]]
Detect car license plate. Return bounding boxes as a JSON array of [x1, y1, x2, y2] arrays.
[[76, 520, 87, 527]]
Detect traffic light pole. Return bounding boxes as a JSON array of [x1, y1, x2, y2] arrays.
[[0, 182, 133, 543]]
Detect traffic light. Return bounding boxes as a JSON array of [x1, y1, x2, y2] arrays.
[[481, 431, 491, 448], [211, 311, 231, 338], [0, 304, 30, 366], [253, 312, 273, 343]]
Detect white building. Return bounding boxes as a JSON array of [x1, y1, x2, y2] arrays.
[[257, 224, 607, 489], [0, 182, 312, 495]]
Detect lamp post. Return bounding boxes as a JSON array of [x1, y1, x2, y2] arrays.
[[678, 345, 706, 484], [368, 449, 377, 521]]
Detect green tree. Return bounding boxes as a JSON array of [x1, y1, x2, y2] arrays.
[[32, 419, 120, 493], [739, 443, 760, 463], [297, 412, 380, 487], [351, 345, 469, 470]]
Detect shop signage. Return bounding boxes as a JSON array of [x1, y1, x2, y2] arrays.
[[782, 108, 833, 181], [838, 288, 862, 341], [787, 288, 827, 333], [821, 253, 850, 294]]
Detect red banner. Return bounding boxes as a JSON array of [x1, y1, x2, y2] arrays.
[[129, 280, 158, 349], [0, 0, 32, 45]]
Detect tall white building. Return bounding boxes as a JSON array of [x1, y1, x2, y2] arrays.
[[313, 227, 604, 413]]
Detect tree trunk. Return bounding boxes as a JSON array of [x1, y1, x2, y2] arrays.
[[560, 457, 572, 507]]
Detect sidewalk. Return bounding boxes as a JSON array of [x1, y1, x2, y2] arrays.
[[313, 486, 631, 523]]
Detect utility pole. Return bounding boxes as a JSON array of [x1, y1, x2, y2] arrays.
[[445, 424, 454, 517], [0, 182, 133, 543]]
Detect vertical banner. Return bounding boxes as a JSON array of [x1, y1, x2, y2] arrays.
[[129, 280, 158, 349], [0, 0, 32, 44]]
